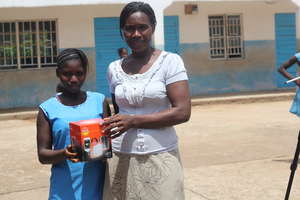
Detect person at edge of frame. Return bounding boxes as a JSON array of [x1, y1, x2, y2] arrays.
[[278, 53, 300, 116]]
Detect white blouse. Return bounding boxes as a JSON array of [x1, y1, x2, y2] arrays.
[[107, 51, 188, 154]]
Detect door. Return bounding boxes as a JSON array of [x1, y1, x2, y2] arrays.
[[164, 16, 179, 54], [94, 17, 128, 96], [275, 13, 296, 87]]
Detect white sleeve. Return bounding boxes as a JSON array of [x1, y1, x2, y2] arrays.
[[165, 53, 188, 85], [106, 62, 115, 94]]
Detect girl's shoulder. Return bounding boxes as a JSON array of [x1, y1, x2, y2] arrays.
[[87, 91, 105, 99], [39, 96, 57, 108]]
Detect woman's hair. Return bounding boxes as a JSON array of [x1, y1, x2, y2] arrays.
[[119, 1, 156, 37], [57, 48, 89, 72]]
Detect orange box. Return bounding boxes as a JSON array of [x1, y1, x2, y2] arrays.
[[69, 118, 112, 161]]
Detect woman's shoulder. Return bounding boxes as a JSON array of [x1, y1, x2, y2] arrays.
[[158, 51, 184, 68], [161, 51, 182, 62], [108, 58, 122, 70]]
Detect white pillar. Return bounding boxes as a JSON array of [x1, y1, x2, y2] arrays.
[[291, 0, 300, 46], [146, 0, 173, 50]]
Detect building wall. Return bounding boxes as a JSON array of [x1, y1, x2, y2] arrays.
[[0, 5, 124, 109], [0, 1, 299, 108], [165, 1, 298, 95]]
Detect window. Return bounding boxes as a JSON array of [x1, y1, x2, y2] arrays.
[[0, 20, 58, 69], [208, 15, 243, 59]]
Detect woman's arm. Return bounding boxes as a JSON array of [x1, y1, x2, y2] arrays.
[[103, 80, 191, 138], [36, 108, 77, 164]]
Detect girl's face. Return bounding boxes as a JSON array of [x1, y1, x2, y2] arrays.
[[122, 11, 154, 53], [56, 59, 86, 94]]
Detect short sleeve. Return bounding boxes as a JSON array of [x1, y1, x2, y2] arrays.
[[39, 100, 51, 119], [295, 53, 300, 62], [164, 53, 188, 85], [107, 62, 116, 94]]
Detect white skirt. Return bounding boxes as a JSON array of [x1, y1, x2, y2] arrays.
[[103, 149, 185, 200]]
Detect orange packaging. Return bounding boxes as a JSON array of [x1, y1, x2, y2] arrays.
[[69, 118, 112, 162]]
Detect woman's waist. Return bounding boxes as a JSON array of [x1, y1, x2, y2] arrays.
[[111, 127, 178, 154]]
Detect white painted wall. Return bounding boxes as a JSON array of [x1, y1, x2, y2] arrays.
[[165, 1, 298, 43], [0, 5, 125, 48], [0, 1, 297, 49]]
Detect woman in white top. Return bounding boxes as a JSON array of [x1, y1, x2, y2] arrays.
[[103, 2, 191, 199]]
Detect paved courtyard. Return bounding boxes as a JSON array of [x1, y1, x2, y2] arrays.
[[1, 100, 300, 199]]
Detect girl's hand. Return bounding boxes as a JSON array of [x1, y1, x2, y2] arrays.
[[102, 114, 135, 138], [64, 145, 79, 163]]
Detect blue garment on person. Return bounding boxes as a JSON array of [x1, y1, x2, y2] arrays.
[[39, 91, 106, 200], [290, 53, 300, 117]]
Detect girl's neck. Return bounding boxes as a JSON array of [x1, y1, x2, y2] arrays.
[[59, 90, 87, 106]]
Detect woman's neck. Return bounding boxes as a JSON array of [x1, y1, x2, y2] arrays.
[[131, 47, 154, 59]]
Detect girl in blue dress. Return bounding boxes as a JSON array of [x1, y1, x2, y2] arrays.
[[36, 48, 110, 200], [278, 53, 300, 116]]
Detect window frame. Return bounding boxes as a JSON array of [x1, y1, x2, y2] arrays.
[[0, 19, 58, 70], [208, 14, 244, 60]]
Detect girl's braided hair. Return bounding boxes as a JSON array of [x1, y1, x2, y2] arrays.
[[57, 48, 88, 72]]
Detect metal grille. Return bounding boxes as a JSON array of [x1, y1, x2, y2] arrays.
[[209, 16, 225, 59], [0, 22, 17, 69], [209, 15, 243, 59], [19, 21, 37, 68], [0, 20, 57, 70], [227, 15, 242, 58], [39, 20, 57, 67]]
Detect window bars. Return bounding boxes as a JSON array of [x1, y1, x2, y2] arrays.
[[0, 20, 57, 69], [209, 15, 243, 59]]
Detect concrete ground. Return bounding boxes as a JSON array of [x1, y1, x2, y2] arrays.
[[1, 98, 300, 199]]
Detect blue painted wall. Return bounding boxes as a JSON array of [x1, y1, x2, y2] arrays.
[[180, 40, 278, 96], [275, 13, 296, 88], [0, 40, 288, 109], [0, 48, 97, 109]]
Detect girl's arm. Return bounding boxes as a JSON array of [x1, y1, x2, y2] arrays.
[[36, 108, 77, 164]]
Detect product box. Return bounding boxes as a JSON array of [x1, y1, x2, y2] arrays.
[[69, 118, 112, 161]]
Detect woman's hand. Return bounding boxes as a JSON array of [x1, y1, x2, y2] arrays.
[[102, 114, 135, 138], [64, 145, 79, 163]]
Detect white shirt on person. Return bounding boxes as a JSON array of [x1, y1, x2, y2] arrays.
[[107, 51, 188, 155]]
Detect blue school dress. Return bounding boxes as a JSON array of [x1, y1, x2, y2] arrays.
[[39, 91, 106, 200], [290, 53, 300, 117]]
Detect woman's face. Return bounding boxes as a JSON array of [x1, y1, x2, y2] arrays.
[[122, 11, 154, 53], [56, 59, 86, 94]]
